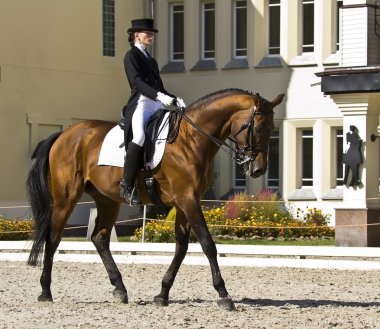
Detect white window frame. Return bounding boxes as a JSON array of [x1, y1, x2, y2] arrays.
[[201, 2, 216, 60], [302, 0, 314, 53], [334, 127, 344, 187], [299, 128, 313, 187], [268, 0, 281, 56], [169, 3, 184, 62], [232, 0, 248, 59], [335, 0, 343, 52], [233, 161, 246, 190], [266, 129, 280, 189]]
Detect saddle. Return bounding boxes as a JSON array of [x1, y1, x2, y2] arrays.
[[119, 107, 183, 205]]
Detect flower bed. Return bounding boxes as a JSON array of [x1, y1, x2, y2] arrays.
[[134, 190, 335, 243], [0, 217, 33, 240]]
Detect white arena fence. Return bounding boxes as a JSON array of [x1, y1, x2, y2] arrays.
[[1, 240, 380, 270], [1, 201, 380, 270]]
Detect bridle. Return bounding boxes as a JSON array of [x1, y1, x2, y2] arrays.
[[232, 105, 274, 164], [168, 93, 273, 165]]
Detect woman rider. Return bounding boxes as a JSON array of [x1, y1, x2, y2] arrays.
[[120, 18, 185, 205]]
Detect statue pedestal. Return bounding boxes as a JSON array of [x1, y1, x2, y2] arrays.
[[335, 208, 380, 247]]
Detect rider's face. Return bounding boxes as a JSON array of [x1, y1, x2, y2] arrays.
[[135, 31, 155, 47]]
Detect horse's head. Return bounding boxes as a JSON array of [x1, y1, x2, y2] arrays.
[[231, 93, 285, 178]]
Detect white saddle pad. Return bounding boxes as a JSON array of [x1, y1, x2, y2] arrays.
[[98, 112, 170, 169]]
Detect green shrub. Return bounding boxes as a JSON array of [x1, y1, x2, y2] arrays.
[[0, 217, 33, 240]]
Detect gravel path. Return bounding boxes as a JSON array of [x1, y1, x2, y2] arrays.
[[1, 261, 380, 328]]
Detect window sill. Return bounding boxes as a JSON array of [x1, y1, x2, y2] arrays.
[[289, 53, 318, 67], [222, 58, 249, 70], [287, 188, 317, 201], [255, 56, 283, 68], [161, 61, 185, 74], [190, 59, 217, 72], [323, 51, 340, 66], [322, 188, 343, 201]]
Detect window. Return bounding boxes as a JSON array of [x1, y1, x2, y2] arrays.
[[267, 130, 280, 188], [335, 128, 344, 186], [102, 0, 115, 57], [268, 0, 281, 55], [233, 162, 246, 189], [201, 2, 215, 59], [302, 0, 314, 53], [301, 129, 313, 186], [336, 0, 343, 51], [233, 0, 247, 58], [170, 4, 184, 61]]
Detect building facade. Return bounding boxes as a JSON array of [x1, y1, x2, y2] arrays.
[[152, 0, 346, 210], [1, 0, 380, 244]]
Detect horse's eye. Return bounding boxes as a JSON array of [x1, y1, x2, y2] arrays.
[[255, 126, 263, 133]]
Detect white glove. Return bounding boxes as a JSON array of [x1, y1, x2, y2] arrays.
[[157, 92, 175, 106], [176, 97, 186, 108]]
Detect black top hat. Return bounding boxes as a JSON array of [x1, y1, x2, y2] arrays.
[[127, 18, 158, 33]]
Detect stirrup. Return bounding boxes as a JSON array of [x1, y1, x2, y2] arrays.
[[120, 181, 141, 206]]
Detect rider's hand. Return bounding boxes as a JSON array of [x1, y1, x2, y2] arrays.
[[176, 97, 186, 108], [157, 92, 175, 106]]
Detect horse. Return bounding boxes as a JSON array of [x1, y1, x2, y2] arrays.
[[26, 89, 285, 310]]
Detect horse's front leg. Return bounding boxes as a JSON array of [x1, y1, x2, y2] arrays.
[[154, 208, 191, 306], [180, 198, 235, 310]]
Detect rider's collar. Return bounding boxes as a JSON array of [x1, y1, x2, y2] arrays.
[[134, 43, 148, 57]]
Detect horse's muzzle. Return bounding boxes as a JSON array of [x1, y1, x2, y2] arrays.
[[246, 161, 267, 178]]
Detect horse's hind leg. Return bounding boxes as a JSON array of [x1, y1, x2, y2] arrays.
[[39, 201, 79, 301], [154, 208, 191, 306], [89, 195, 128, 303]]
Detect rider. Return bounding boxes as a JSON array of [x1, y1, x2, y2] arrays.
[[120, 18, 185, 205]]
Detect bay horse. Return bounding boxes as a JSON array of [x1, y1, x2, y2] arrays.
[[27, 89, 284, 310]]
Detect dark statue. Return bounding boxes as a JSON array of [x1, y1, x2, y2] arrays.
[[343, 125, 362, 187]]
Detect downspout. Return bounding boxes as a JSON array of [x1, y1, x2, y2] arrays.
[[150, 0, 155, 56], [150, 0, 154, 19]]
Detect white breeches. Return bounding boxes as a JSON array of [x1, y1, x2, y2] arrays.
[[131, 95, 163, 146]]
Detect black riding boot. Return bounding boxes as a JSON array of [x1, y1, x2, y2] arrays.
[[120, 142, 143, 205]]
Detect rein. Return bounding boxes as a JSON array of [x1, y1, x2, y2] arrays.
[[168, 98, 272, 165]]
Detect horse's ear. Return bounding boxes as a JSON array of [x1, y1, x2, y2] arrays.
[[255, 93, 260, 105], [271, 94, 285, 107]]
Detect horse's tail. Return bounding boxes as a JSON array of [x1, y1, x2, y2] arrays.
[[27, 131, 61, 266]]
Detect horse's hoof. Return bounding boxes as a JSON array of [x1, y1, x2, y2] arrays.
[[217, 297, 236, 311], [38, 294, 53, 302], [153, 296, 168, 307], [113, 289, 128, 304]]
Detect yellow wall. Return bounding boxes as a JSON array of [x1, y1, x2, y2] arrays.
[[0, 0, 145, 200]]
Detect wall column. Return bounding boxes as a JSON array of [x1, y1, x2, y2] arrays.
[[331, 93, 380, 246]]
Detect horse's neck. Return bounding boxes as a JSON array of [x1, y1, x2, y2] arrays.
[[184, 102, 238, 158], [188, 103, 236, 140]]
